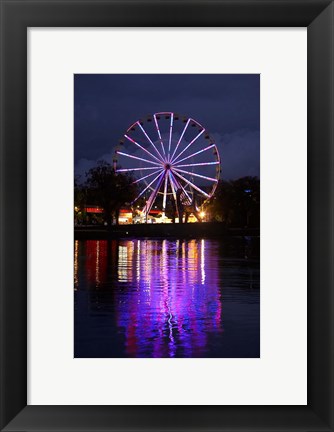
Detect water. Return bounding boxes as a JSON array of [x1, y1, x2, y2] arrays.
[[74, 237, 260, 358]]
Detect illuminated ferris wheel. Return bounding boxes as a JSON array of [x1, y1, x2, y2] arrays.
[[114, 112, 221, 219]]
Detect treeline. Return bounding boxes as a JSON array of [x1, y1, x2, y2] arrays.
[[75, 160, 137, 226], [204, 176, 260, 228], [75, 160, 260, 228]]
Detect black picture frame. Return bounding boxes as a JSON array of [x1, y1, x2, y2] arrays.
[[1, 0, 333, 431]]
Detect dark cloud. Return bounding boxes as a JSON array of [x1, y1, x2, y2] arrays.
[[75, 74, 260, 180]]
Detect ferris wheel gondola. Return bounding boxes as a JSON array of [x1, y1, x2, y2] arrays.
[[114, 112, 221, 219]]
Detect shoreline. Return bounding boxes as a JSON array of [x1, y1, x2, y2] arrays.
[[74, 222, 259, 240]]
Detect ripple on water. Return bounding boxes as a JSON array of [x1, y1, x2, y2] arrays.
[[74, 237, 260, 358]]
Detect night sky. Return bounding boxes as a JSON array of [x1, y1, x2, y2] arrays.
[[74, 74, 260, 181]]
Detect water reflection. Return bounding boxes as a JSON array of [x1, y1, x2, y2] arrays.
[[74, 238, 260, 358]]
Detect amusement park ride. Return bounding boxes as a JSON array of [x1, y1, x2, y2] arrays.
[[114, 112, 221, 223]]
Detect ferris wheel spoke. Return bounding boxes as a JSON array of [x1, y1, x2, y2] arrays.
[[137, 122, 164, 160], [167, 113, 174, 162], [171, 144, 216, 165], [117, 112, 220, 222], [174, 161, 219, 168], [142, 187, 157, 216], [172, 167, 218, 183], [170, 119, 190, 162], [172, 129, 205, 164], [116, 151, 162, 167], [133, 168, 164, 184], [169, 170, 192, 203], [131, 170, 165, 204], [153, 114, 167, 160], [124, 134, 162, 164], [117, 166, 161, 172], [162, 174, 168, 214], [168, 171, 177, 203], [143, 172, 166, 216], [172, 170, 210, 198]]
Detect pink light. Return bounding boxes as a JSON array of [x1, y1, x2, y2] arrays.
[[124, 134, 162, 163], [126, 120, 138, 132], [136, 122, 164, 161], [171, 144, 215, 165], [116, 151, 162, 167], [143, 171, 166, 215], [168, 171, 177, 202], [168, 113, 174, 161], [153, 114, 167, 159], [170, 119, 190, 162], [172, 167, 218, 182], [162, 174, 168, 212], [118, 113, 220, 219], [169, 170, 191, 203], [155, 111, 172, 115], [132, 170, 165, 204], [172, 170, 210, 198], [172, 129, 205, 164], [117, 166, 161, 172], [173, 161, 219, 168], [133, 168, 163, 184], [190, 118, 204, 129]]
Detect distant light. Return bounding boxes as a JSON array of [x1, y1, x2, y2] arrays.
[[200, 211, 205, 218], [245, 189, 252, 193]]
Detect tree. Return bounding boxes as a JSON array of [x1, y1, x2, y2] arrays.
[[85, 161, 137, 226], [74, 175, 88, 224], [230, 176, 260, 227], [204, 176, 260, 227], [204, 180, 234, 223]]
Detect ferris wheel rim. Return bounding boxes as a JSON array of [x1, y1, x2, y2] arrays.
[[114, 111, 221, 217]]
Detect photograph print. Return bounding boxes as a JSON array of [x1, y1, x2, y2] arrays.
[[74, 74, 260, 358]]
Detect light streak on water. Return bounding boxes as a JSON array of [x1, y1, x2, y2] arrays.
[[74, 238, 260, 358]]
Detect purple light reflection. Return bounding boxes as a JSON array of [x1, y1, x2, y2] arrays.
[[75, 238, 260, 358], [114, 239, 222, 358]]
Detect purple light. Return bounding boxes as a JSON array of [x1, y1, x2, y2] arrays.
[[170, 119, 190, 162], [153, 114, 167, 159], [171, 144, 216, 165], [124, 134, 162, 163], [168, 171, 177, 202], [172, 167, 218, 182], [168, 113, 174, 161], [173, 161, 219, 168], [132, 170, 165, 203], [172, 170, 210, 198], [116, 113, 220, 219], [162, 174, 168, 213], [169, 170, 192, 203], [126, 120, 137, 132], [116, 151, 162, 167], [108, 238, 222, 357], [133, 168, 163, 184], [191, 118, 204, 129], [136, 122, 164, 160], [142, 171, 166, 215], [172, 129, 205, 164], [117, 166, 161, 172]]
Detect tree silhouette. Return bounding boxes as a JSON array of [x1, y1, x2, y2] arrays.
[[205, 176, 260, 227], [84, 160, 137, 226]]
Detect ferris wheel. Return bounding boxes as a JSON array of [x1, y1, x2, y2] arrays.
[[114, 112, 221, 219]]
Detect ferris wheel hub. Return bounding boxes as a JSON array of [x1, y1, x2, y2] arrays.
[[115, 111, 221, 221]]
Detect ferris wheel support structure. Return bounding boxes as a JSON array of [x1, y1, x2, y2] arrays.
[[114, 112, 221, 222]]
